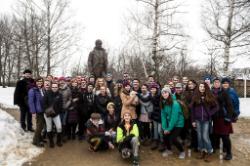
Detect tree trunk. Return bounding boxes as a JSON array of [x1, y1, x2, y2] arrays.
[[47, 2, 51, 75], [152, 0, 160, 81]]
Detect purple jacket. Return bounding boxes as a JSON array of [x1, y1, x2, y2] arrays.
[[190, 102, 219, 123], [28, 87, 44, 114]]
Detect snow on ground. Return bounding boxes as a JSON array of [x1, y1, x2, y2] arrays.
[[0, 86, 18, 109], [0, 109, 44, 166]]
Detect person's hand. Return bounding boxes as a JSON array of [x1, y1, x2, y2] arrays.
[[164, 130, 170, 135], [192, 122, 196, 128]]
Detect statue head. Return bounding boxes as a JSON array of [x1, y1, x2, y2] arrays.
[[95, 39, 103, 49]]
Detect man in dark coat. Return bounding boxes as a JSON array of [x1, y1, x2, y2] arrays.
[[88, 39, 108, 78], [14, 69, 35, 131]]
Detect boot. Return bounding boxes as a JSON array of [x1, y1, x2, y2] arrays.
[[132, 156, 139, 166], [204, 153, 212, 162], [150, 140, 159, 150], [196, 151, 206, 159], [224, 153, 232, 160], [57, 133, 63, 147], [47, 132, 54, 148]]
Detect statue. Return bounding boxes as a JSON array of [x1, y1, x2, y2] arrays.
[[88, 39, 108, 78]]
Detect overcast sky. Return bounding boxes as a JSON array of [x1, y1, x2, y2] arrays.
[[1, 0, 249, 75]]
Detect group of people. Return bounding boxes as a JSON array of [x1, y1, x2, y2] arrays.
[[14, 69, 240, 166]]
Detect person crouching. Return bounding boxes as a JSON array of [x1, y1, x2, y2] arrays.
[[86, 113, 114, 152], [117, 111, 140, 166]]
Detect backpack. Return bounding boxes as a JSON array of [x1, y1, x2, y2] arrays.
[[176, 100, 189, 120]]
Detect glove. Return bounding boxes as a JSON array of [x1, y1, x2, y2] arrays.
[[123, 134, 135, 142]]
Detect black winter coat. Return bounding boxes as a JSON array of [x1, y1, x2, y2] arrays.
[[14, 78, 35, 108], [43, 91, 63, 116]]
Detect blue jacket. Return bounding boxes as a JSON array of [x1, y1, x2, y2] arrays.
[[225, 88, 240, 116], [28, 87, 44, 114]]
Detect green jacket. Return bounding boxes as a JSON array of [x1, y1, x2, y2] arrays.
[[161, 97, 184, 132], [116, 122, 139, 143]]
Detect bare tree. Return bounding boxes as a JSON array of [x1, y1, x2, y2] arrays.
[[202, 0, 250, 75], [125, 0, 187, 81]]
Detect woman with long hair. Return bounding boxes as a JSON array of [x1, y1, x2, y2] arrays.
[[93, 78, 111, 97], [190, 82, 219, 162]]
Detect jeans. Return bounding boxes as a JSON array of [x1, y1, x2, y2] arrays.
[[196, 120, 213, 153], [119, 137, 140, 157], [44, 114, 62, 133], [153, 121, 162, 140]]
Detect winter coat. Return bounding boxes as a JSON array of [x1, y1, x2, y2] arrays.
[[107, 80, 115, 98], [104, 113, 119, 131], [86, 119, 105, 141], [161, 97, 185, 132], [67, 87, 81, 124], [212, 88, 233, 135], [190, 97, 219, 123], [14, 78, 35, 108], [43, 90, 63, 116], [87, 47, 108, 78], [224, 88, 240, 117], [59, 85, 72, 111], [79, 91, 95, 120], [95, 94, 112, 118], [120, 90, 137, 120], [28, 87, 44, 114], [150, 94, 161, 123], [116, 121, 139, 143], [114, 95, 122, 120], [138, 92, 153, 114]]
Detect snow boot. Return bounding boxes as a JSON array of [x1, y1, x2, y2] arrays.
[[48, 132, 54, 148], [57, 133, 63, 147]]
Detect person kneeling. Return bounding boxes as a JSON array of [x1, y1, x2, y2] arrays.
[[117, 111, 140, 166], [86, 113, 114, 152]]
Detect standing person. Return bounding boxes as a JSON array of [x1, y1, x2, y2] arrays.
[[149, 83, 162, 150], [138, 84, 153, 145], [123, 72, 131, 84], [114, 79, 123, 121], [94, 78, 111, 97], [221, 77, 240, 121], [43, 82, 63, 148], [28, 77, 45, 147], [120, 81, 138, 120], [88, 39, 108, 78], [190, 82, 219, 162], [132, 79, 141, 121], [182, 76, 189, 89], [160, 87, 185, 159], [174, 83, 189, 143], [212, 77, 234, 160], [58, 77, 72, 141], [95, 86, 112, 119], [184, 80, 198, 151], [88, 75, 95, 85], [78, 83, 95, 140], [106, 73, 115, 98], [117, 111, 140, 166], [14, 69, 35, 132], [67, 79, 81, 140]]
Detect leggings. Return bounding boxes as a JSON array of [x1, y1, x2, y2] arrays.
[[139, 122, 151, 140], [44, 114, 62, 133]]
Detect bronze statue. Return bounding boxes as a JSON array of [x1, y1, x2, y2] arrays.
[[88, 39, 108, 78]]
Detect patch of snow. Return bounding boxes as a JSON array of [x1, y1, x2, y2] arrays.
[[240, 98, 250, 117], [0, 86, 18, 109], [0, 109, 43, 166]]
